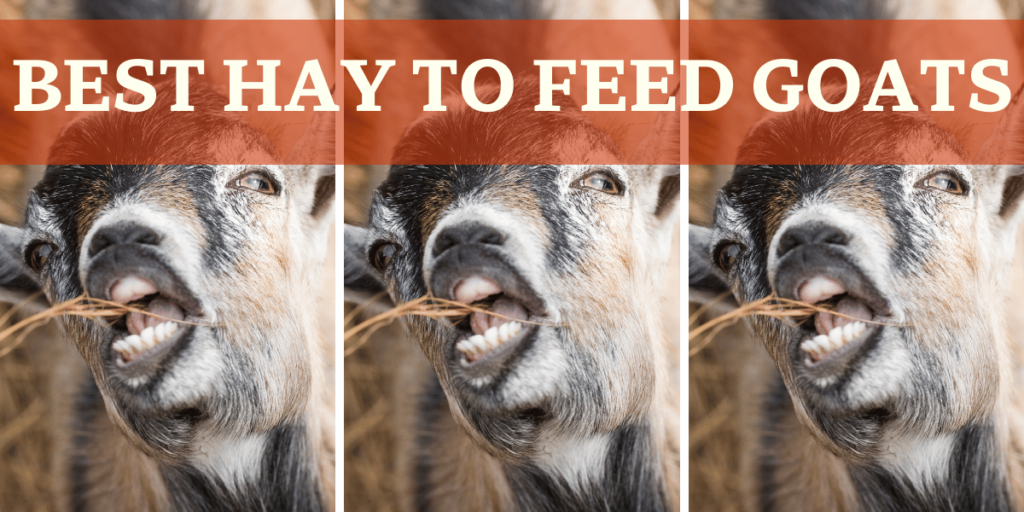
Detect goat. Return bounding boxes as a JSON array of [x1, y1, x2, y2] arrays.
[[0, 74, 336, 510], [343, 77, 681, 511], [689, 61, 1024, 511]]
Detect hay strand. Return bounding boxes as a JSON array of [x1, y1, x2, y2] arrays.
[[0, 295, 212, 360], [343, 295, 558, 356], [689, 295, 904, 357]]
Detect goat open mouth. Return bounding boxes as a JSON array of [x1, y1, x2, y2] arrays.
[[796, 276, 877, 367], [451, 276, 533, 366], [87, 255, 203, 380], [108, 276, 193, 368], [429, 254, 546, 384], [774, 252, 891, 382]]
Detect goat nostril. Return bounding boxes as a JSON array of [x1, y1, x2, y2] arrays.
[[433, 223, 506, 258], [777, 223, 849, 257], [823, 231, 849, 245], [778, 233, 799, 256], [479, 231, 504, 246], [434, 233, 456, 257], [89, 223, 163, 258]]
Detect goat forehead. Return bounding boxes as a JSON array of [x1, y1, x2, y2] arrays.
[[33, 166, 205, 236], [46, 81, 277, 165], [392, 79, 622, 165], [738, 79, 968, 165], [720, 166, 904, 239], [375, 165, 557, 241]]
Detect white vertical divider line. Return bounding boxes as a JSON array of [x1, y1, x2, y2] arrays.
[[679, 2, 689, 511], [335, 1, 344, 511]]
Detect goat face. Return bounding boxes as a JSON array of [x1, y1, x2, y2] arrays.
[[345, 86, 680, 460], [1, 83, 335, 462], [690, 91, 1024, 460]]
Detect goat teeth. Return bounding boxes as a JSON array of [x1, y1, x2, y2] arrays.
[[802, 322, 872, 362], [112, 340, 129, 354], [470, 334, 488, 353], [484, 327, 499, 347], [155, 323, 167, 342], [498, 323, 509, 342], [828, 327, 844, 347], [510, 322, 522, 335], [126, 335, 143, 353], [852, 321, 866, 338], [140, 327, 155, 347]]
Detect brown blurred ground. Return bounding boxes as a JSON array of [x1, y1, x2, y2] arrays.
[[0, 166, 54, 512]]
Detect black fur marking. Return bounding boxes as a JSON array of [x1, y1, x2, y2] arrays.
[[183, 166, 248, 273], [766, 0, 888, 20], [872, 167, 931, 272], [413, 375, 447, 512], [756, 370, 788, 512], [421, 0, 539, 19], [77, 0, 200, 19], [849, 423, 1011, 512], [162, 423, 324, 512], [69, 376, 103, 512], [530, 166, 589, 273], [504, 422, 668, 512]]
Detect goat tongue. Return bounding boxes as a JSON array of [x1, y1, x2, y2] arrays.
[[815, 297, 872, 336], [127, 297, 186, 336], [470, 297, 529, 335]]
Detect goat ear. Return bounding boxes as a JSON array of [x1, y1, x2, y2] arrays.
[[286, 85, 336, 222], [975, 84, 1024, 228], [344, 224, 391, 307], [996, 167, 1024, 227], [0, 224, 47, 311], [689, 224, 735, 309], [629, 88, 680, 222], [310, 166, 336, 221], [652, 166, 680, 222]]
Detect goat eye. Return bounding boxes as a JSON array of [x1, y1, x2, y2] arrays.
[[920, 171, 966, 195], [579, 172, 621, 195], [714, 242, 744, 273], [236, 171, 277, 195], [370, 242, 399, 273], [26, 242, 55, 273]]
